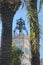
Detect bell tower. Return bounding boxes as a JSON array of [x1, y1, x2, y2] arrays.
[[14, 18, 28, 35], [13, 18, 31, 65]]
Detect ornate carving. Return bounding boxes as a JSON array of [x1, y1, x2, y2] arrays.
[[14, 18, 28, 35]]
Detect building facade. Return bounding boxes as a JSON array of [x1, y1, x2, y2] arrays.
[[12, 34, 31, 65]]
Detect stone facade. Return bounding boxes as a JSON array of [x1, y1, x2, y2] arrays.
[[12, 34, 31, 65]]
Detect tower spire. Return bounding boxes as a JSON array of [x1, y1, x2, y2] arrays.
[[14, 18, 28, 36]]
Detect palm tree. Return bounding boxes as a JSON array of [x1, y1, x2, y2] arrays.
[[30, 0, 40, 65], [23, 0, 40, 65], [0, 0, 21, 65]]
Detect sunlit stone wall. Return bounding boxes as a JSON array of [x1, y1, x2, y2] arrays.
[[12, 34, 31, 65]]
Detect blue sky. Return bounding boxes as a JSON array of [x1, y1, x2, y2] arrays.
[[38, 5, 43, 59], [0, 0, 43, 59]]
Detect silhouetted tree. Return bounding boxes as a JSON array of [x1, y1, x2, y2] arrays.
[[30, 0, 40, 65], [24, 0, 40, 65], [0, 0, 21, 65]]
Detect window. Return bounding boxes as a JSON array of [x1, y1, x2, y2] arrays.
[[24, 48, 29, 55]]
